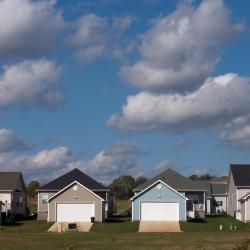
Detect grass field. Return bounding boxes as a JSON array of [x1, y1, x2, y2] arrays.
[[0, 215, 250, 250]]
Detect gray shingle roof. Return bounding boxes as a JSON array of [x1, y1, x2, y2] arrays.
[[39, 168, 107, 191], [210, 182, 227, 195], [193, 180, 212, 197], [0, 172, 23, 191], [134, 168, 207, 192], [230, 164, 250, 186]]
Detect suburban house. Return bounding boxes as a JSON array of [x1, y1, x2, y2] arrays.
[[0, 172, 27, 220], [37, 168, 114, 222], [194, 179, 227, 214], [131, 169, 207, 222], [227, 164, 250, 223]]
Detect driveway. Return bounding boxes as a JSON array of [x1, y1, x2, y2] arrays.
[[139, 221, 182, 232]]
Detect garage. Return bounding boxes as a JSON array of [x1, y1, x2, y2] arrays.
[[56, 203, 95, 222], [140, 202, 179, 221]]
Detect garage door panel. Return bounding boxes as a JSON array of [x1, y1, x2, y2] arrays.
[[56, 203, 95, 222], [141, 202, 179, 221]]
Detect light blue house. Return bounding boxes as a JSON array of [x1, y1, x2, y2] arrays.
[[132, 169, 207, 221]]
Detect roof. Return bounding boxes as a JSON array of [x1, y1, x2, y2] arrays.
[[0, 172, 24, 191], [193, 180, 212, 197], [131, 179, 188, 201], [230, 164, 250, 187], [48, 181, 105, 202], [210, 182, 227, 195], [38, 168, 107, 191], [134, 168, 207, 192]]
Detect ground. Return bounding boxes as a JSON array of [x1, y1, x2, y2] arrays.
[[0, 215, 250, 250]]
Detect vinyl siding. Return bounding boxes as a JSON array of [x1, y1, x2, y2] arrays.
[[48, 183, 104, 222], [132, 182, 186, 221], [227, 172, 237, 216]]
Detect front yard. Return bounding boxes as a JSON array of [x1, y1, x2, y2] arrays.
[[0, 215, 250, 250]]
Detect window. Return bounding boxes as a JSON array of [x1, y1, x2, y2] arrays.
[[213, 201, 223, 207], [42, 194, 48, 204]]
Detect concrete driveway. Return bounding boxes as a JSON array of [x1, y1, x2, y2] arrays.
[[139, 221, 182, 232]]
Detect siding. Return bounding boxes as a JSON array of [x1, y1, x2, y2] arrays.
[[48, 183, 104, 222], [227, 172, 237, 216], [37, 191, 57, 220], [132, 182, 186, 221]]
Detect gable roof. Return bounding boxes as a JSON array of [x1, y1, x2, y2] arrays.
[[230, 164, 250, 187], [38, 168, 108, 191], [131, 179, 188, 201], [193, 180, 212, 197], [48, 181, 104, 202], [0, 172, 25, 191], [134, 168, 207, 192]]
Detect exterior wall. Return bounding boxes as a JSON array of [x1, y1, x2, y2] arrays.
[[240, 198, 250, 223], [37, 191, 57, 220], [227, 172, 237, 216], [0, 192, 12, 213], [48, 183, 104, 222], [211, 196, 227, 213], [185, 191, 205, 211], [132, 182, 186, 221], [206, 198, 211, 214]]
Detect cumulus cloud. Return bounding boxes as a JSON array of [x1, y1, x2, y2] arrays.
[[0, 141, 145, 183], [112, 14, 137, 31], [108, 74, 250, 132], [120, 0, 243, 92], [0, 129, 29, 152], [0, 0, 64, 59], [69, 14, 108, 64], [0, 59, 64, 110]]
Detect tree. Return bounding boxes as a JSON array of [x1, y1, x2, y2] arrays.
[[109, 175, 135, 199], [26, 181, 40, 197], [134, 176, 148, 187], [189, 174, 214, 181]]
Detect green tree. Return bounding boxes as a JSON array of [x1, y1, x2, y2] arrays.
[[109, 175, 135, 199], [26, 181, 40, 197], [134, 176, 148, 187]]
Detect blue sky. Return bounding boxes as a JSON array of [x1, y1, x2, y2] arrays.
[[0, 0, 250, 183]]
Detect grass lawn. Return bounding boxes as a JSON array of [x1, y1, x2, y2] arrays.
[[0, 215, 250, 250]]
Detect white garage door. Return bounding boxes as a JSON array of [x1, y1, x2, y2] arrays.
[[141, 202, 179, 221], [56, 203, 95, 222]]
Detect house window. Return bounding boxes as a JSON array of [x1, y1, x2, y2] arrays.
[[213, 201, 223, 207], [41, 194, 48, 204]]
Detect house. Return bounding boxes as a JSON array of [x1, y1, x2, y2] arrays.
[[0, 172, 27, 220], [194, 179, 227, 214], [37, 168, 114, 222], [227, 164, 250, 223], [131, 169, 207, 222]]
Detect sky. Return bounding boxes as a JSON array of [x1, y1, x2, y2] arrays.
[[0, 0, 250, 184]]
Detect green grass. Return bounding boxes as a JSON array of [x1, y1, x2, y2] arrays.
[[0, 216, 250, 250]]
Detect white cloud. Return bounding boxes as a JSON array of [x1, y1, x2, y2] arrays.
[[0, 141, 145, 183], [0, 129, 29, 152], [0, 59, 64, 109], [113, 14, 137, 31], [0, 0, 64, 58], [120, 0, 243, 92], [108, 74, 250, 132], [69, 14, 108, 64]]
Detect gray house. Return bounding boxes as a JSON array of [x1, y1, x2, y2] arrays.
[[132, 169, 207, 221], [194, 180, 227, 214], [227, 164, 250, 223], [37, 168, 114, 222], [0, 172, 27, 219]]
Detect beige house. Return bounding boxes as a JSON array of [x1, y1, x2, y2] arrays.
[[37, 168, 113, 222], [0, 172, 27, 219], [227, 164, 250, 223]]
